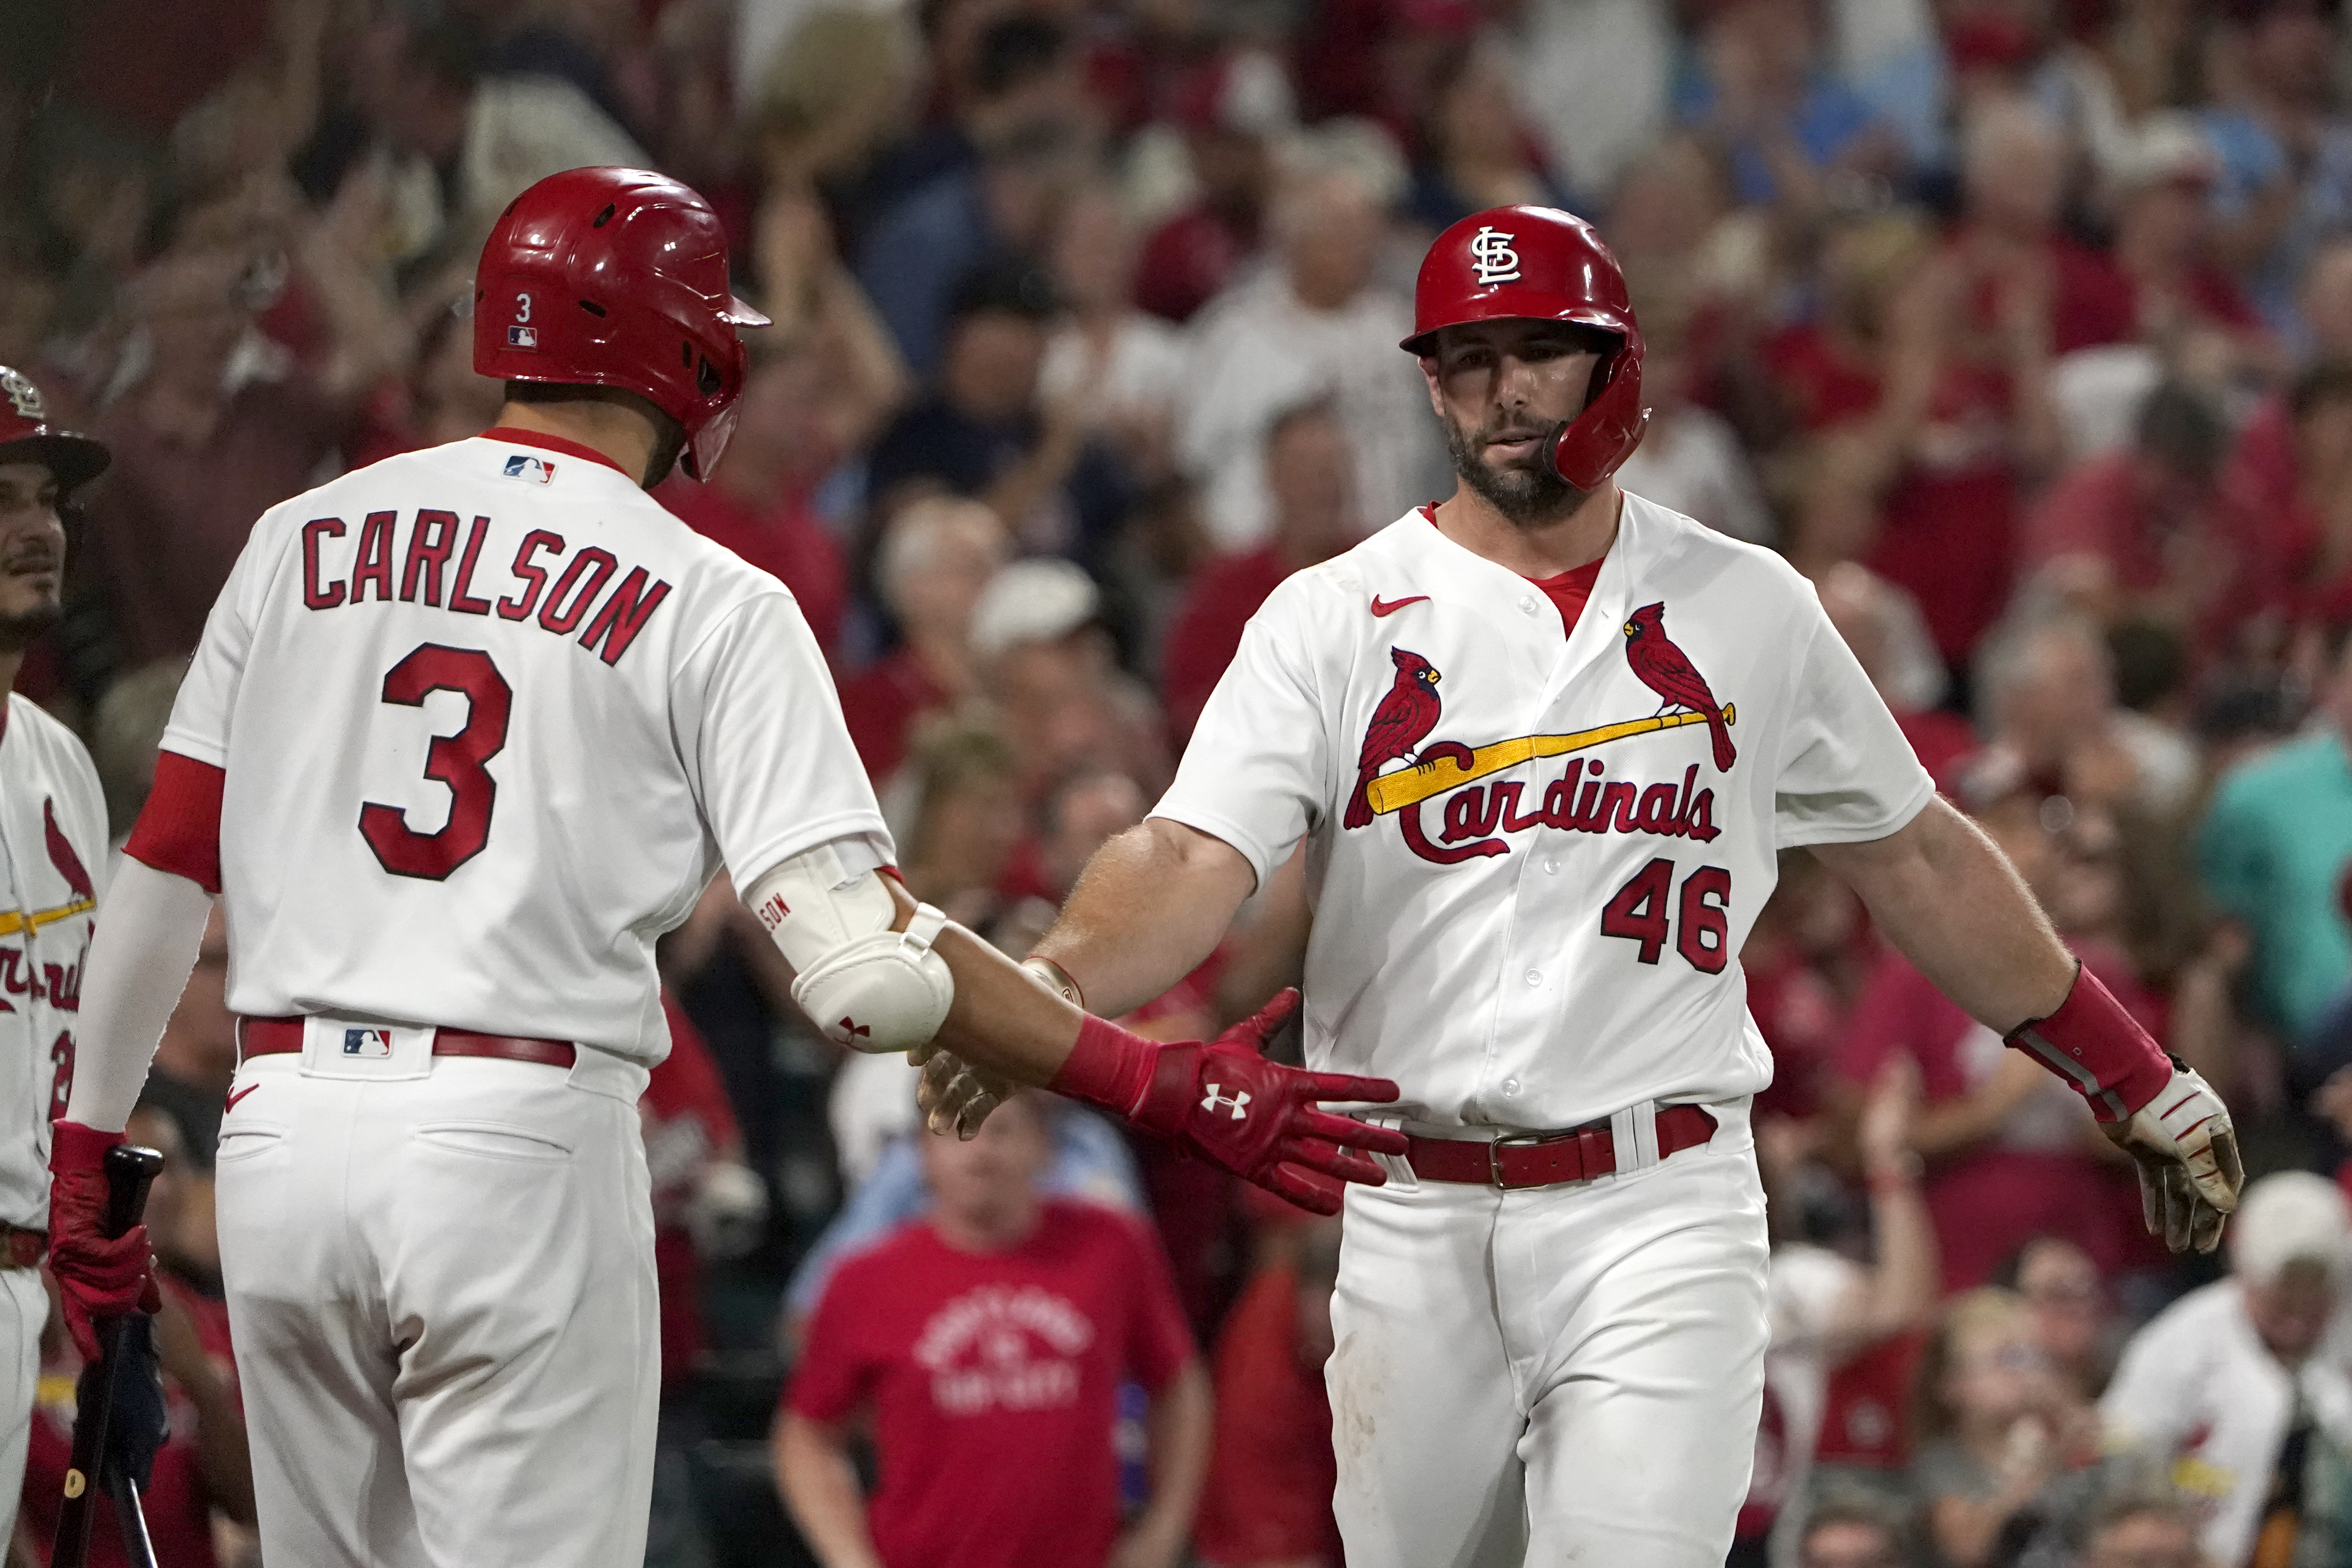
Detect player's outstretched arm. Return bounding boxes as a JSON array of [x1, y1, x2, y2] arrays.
[[901, 882, 1405, 1216], [908, 816, 1263, 1124], [1032, 817, 1261, 1020], [743, 844, 1405, 1216], [1810, 796, 2241, 1251]]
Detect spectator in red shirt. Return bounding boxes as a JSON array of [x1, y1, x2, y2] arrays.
[[2105, 117, 2275, 374], [774, 1090, 1212, 1568], [2215, 239, 2352, 546], [1193, 1220, 1344, 1568], [838, 496, 1010, 782], [973, 559, 1171, 804], [1133, 53, 1291, 326], [1741, 845, 1870, 1122], [1783, 157, 2068, 669], [1161, 400, 1360, 743], [644, 997, 766, 1390], [657, 341, 859, 658], [2020, 383, 2245, 665], [2223, 360, 2352, 630], [345, 293, 508, 470], [76, 240, 379, 671], [1949, 100, 2135, 360]]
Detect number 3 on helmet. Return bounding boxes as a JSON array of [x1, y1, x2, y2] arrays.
[[474, 167, 771, 482], [1401, 205, 1650, 493]]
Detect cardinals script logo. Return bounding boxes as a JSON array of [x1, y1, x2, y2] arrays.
[[1347, 611, 1737, 865]]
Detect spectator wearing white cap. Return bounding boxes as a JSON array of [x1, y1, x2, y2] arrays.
[[971, 559, 1170, 802], [839, 497, 1011, 783], [2101, 1172, 2352, 1568], [2106, 115, 2277, 378]]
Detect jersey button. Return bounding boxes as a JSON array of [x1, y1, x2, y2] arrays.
[[1544, 858, 1559, 874], [1524, 969, 1542, 986], [1518, 596, 1538, 615], [1501, 1078, 1522, 1096]]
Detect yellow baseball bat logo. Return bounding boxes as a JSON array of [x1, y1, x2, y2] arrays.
[[1364, 705, 1736, 816]]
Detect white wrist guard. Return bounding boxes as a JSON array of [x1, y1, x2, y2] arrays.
[[743, 846, 956, 1053]]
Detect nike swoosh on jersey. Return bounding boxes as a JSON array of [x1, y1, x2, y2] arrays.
[[1370, 595, 1431, 617], [225, 1084, 259, 1113]]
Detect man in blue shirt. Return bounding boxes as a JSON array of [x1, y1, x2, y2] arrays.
[[2199, 624, 2352, 1045]]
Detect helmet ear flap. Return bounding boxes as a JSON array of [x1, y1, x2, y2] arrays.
[[1547, 330, 1649, 492]]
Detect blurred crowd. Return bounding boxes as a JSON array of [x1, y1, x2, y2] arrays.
[[17, 0, 2352, 1564]]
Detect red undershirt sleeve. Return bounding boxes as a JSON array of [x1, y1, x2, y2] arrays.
[[123, 751, 225, 896]]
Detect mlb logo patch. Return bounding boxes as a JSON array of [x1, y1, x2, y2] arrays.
[[502, 453, 556, 484], [507, 324, 537, 348], [343, 1028, 394, 1059]]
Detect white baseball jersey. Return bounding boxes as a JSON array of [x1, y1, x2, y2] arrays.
[[1156, 494, 1933, 1130], [161, 430, 889, 1063], [0, 695, 106, 1226]]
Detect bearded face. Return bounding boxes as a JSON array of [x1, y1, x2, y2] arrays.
[[1424, 321, 1609, 528], [0, 462, 63, 652], [1440, 406, 1587, 524]]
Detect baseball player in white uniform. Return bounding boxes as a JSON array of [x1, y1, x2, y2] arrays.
[[41, 168, 1404, 1568], [917, 207, 2246, 1566], [0, 369, 112, 1550]]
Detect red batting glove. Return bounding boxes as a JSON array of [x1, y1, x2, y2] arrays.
[[1049, 989, 1409, 1215], [47, 1120, 160, 1362]]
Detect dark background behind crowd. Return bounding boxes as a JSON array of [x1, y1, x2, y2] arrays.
[[10, 0, 2352, 1564]]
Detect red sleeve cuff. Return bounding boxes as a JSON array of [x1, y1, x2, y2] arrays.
[[123, 751, 225, 896], [2005, 962, 2173, 1122]]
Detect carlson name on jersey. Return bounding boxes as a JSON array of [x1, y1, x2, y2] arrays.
[[297, 509, 671, 669]]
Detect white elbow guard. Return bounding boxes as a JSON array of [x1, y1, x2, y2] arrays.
[[743, 846, 955, 1053]]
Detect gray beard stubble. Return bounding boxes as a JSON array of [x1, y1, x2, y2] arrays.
[[1442, 417, 1588, 526]]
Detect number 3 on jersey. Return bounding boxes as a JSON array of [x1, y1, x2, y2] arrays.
[[1599, 858, 1731, 973], [358, 644, 513, 880]]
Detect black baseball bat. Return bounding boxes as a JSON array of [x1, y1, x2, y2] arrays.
[[53, 1142, 164, 1568]]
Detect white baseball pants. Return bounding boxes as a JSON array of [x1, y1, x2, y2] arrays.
[[1328, 1102, 1770, 1568], [0, 1264, 44, 1548], [214, 1039, 658, 1568]]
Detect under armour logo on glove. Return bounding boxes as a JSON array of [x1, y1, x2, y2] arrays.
[[837, 1018, 871, 1040], [1201, 1084, 1251, 1119], [1120, 990, 1410, 1215]]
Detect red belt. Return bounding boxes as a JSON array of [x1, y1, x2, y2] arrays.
[[1406, 1104, 1718, 1189], [0, 1223, 43, 1269], [236, 1017, 576, 1069]]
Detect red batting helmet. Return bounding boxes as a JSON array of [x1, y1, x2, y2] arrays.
[[0, 367, 108, 494], [1403, 205, 1648, 491], [474, 167, 770, 481]]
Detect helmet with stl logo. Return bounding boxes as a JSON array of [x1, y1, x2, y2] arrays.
[[1402, 205, 1648, 491], [473, 167, 770, 481], [0, 368, 107, 494]]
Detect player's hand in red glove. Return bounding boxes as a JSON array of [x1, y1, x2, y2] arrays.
[[47, 1120, 161, 1361], [1051, 988, 1409, 1216]]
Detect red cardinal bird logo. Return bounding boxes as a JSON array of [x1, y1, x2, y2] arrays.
[[1347, 648, 1444, 828], [43, 799, 92, 903], [1622, 603, 1736, 773]]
